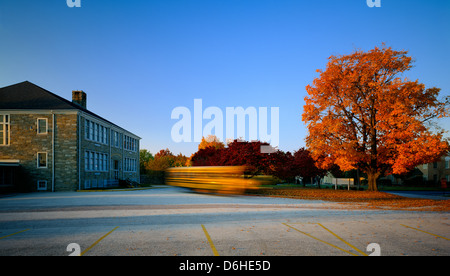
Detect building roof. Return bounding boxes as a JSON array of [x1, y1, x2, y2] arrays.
[[0, 81, 140, 139], [0, 81, 81, 110]]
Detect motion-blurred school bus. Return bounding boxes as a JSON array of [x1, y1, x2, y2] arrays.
[[165, 166, 261, 194]]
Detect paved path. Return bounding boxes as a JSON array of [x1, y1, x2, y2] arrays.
[[0, 187, 448, 256], [384, 190, 449, 200]]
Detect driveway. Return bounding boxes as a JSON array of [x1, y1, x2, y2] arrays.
[[0, 186, 448, 257]]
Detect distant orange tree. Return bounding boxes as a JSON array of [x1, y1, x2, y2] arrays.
[[198, 135, 225, 150], [145, 148, 190, 171], [302, 44, 449, 191]]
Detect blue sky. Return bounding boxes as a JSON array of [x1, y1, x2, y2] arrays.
[[1, 0, 449, 156]]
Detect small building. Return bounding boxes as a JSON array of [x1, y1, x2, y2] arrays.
[[418, 154, 450, 184], [0, 81, 140, 192]]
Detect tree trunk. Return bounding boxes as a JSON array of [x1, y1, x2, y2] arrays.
[[367, 172, 380, 191]]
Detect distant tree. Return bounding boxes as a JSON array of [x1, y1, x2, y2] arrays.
[[191, 139, 274, 178], [269, 150, 296, 182], [139, 149, 154, 174], [269, 148, 327, 185], [146, 148, 190, 171], [173, 153, 190, 167], [198, 135, 225, 150], [292, 148, 328, 186], [155, 148, 174, 159], [190, 146, 223, 166], [220, 140, 272, 177], [303, 44, 449, 191]]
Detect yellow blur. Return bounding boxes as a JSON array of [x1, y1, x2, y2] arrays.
[[165, 166, 260, 194]]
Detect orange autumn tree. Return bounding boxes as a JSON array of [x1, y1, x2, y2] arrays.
[[198, 135, 225, 150], [302, 44, 449, 191]]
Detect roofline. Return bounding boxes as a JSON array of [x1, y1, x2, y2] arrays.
[[79, 111, 141, 140], [0, 81, 141, 140]]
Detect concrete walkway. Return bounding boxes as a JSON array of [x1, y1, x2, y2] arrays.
[[384, 190, 449, 200]]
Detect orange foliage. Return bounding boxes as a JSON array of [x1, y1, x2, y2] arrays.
[[302, 44, 449, 191], [251, 188, 450, 212], [198, 135, 225, 151]]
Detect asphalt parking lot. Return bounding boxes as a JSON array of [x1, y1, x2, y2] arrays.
[[0, 186, 448, 257]]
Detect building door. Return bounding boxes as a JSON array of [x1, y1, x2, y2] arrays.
[[113, 160, 119, 180], [0, 164, 18, 192], [0, 167, 14, 187]]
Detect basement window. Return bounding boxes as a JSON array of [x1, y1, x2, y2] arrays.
[[37, 180, 47, 191]]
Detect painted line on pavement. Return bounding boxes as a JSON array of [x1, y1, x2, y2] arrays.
[[80, 226, 119, 256], [400, 224, 449, 241], [282, 223, 359, 256], [201, 224, 219, 256], [317, 223, 368, 256], [0, 229, 31, 240]]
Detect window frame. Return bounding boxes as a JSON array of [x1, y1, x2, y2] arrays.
[[37, 118, 48, 135], [85, 150, 108, 172], [85, 119, 109, 145], [37, 152, 48, 169], [37, 180, 47, 191], [0, 114, 10, 146]]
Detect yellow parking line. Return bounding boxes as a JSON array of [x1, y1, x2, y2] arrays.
[[201, 224, 219, 256], [282, 223, 359, 256], [317, 223, 368, 256], [80, 226, 119, 256], [0, 229, 30, 240], [400, 224, 450, 241]]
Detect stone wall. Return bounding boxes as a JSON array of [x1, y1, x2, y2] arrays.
[[54, 114, 79, 191], [79, 115, 140, 190], [0, 112, 78, 192], [1, 111, 140, 192]]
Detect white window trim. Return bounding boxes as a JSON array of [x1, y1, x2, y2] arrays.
[[0, 114, 10, 146], [37, 152, 48, 168], [37, 118, 48, 135]]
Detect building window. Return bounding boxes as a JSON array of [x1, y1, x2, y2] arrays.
[[37, 118, 48, 134], [37, 180, 47, 191], [0, 114, 10, 146], [433, 162, 438, 169], [85, 119, 108, 145], [85, 150, 108, 172], [124, 158, 137, 172], [37, 152, 47, 168], [112, 130, 122, 148], [85, 151, 89, 171], [124, 135, 138, 152], [445, 157, 450, 169], [89, 121, 94, 140]]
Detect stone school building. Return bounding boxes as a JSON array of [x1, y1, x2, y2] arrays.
[[0, 81, 140, 192]]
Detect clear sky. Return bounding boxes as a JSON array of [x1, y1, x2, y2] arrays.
[[1, 0, 449, 156]]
